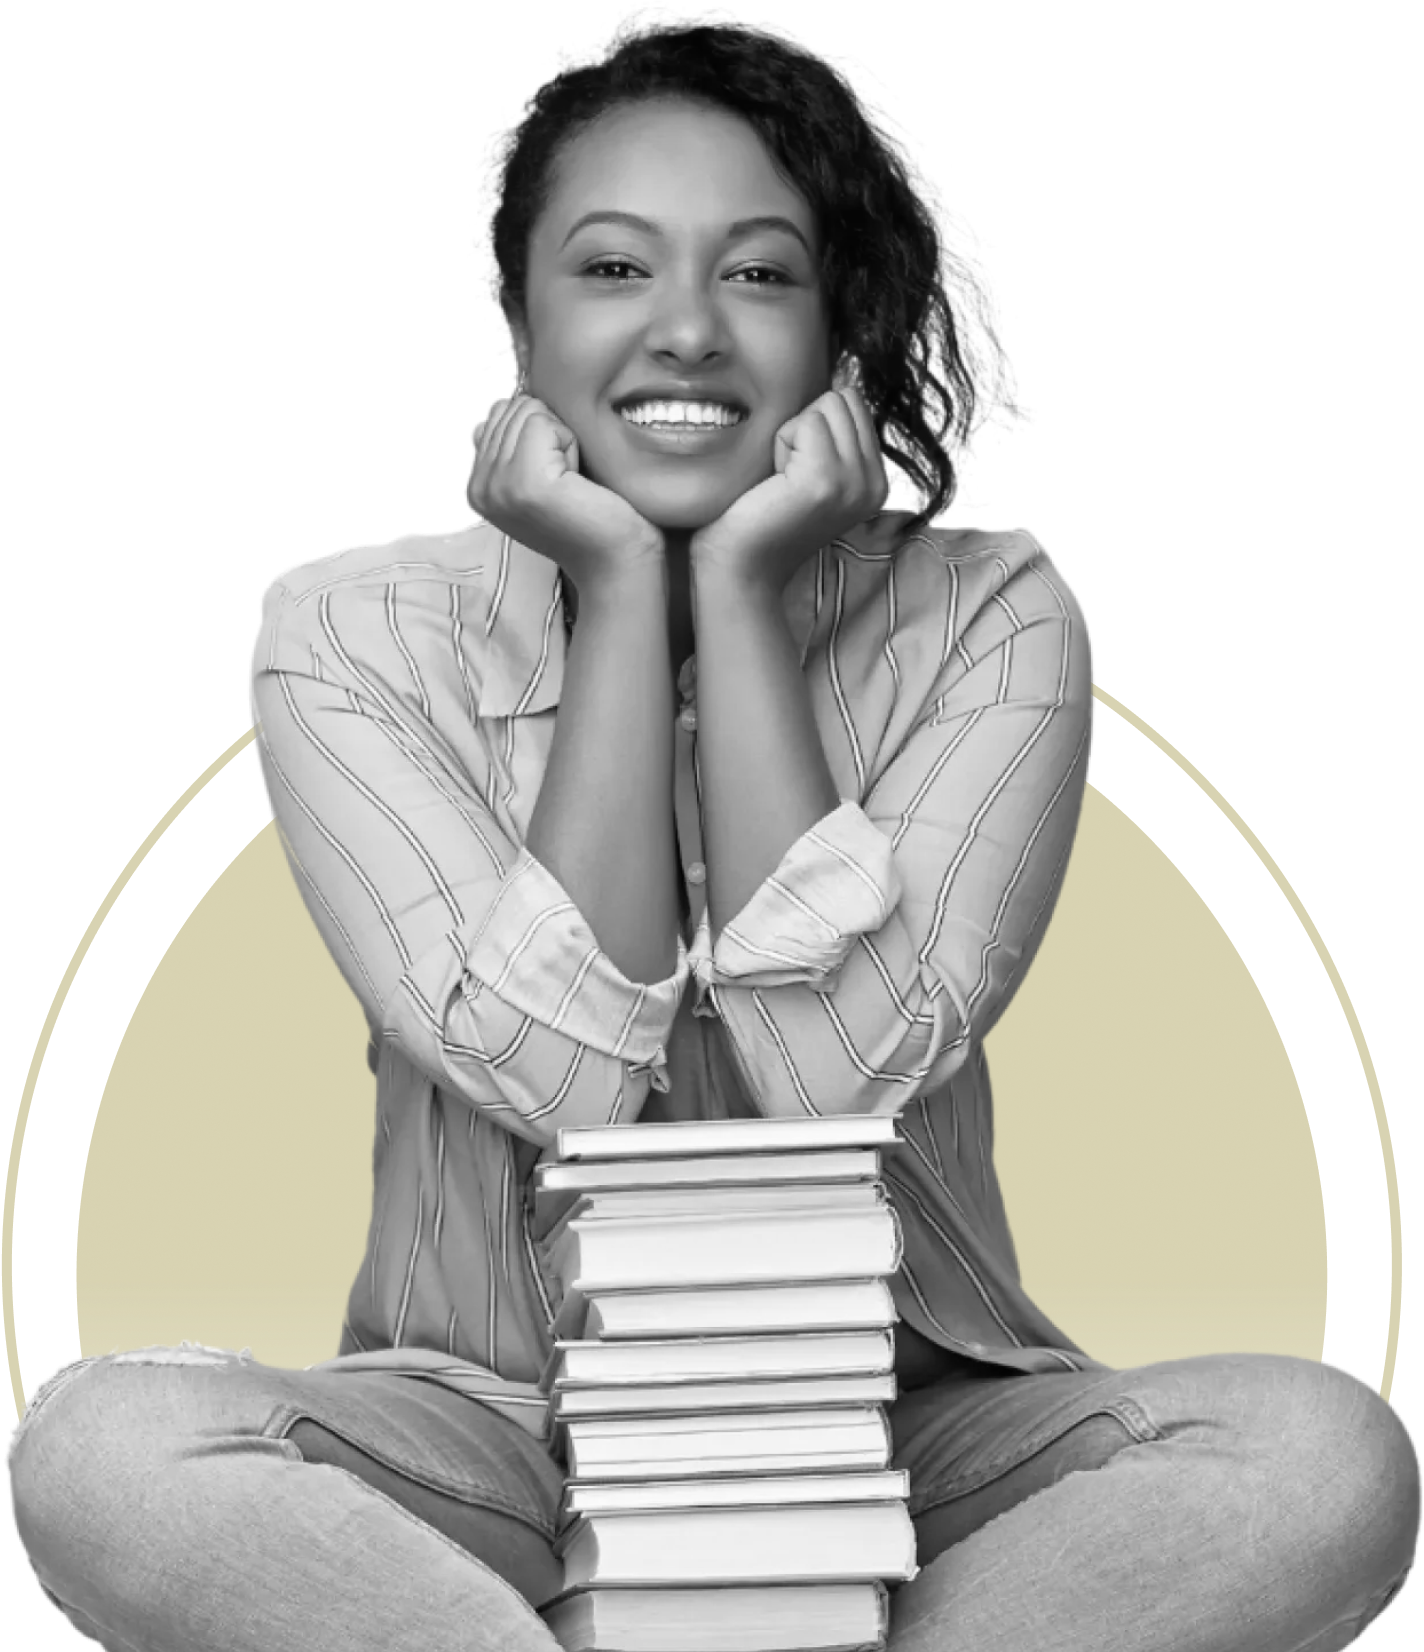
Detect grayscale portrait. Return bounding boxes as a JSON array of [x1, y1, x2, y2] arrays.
[[4, 7, 1419, 1651]]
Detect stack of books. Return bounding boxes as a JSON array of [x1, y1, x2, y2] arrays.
[[534, 1114, 916, 1652]]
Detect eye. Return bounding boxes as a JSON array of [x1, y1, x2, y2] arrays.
[[730, 267, 796, 287], [584, 256, 796, 285], [582, 256, 648, 283]]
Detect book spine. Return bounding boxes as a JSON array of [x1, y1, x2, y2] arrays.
[[552, 1376, 898, 1420], [542, 1185, 886, 1253], [559, 1469, 911, 1520], [552, 1328, 894, 1388], [563, 1209, 902, 1292], [578, 1276, 900, 1341], [566, 1450, 894, 1482], [559, 1504, 919, 1585], [556, 1117, 897, 1160], [561, 1408, 895, 1481], [535, 1148, 882, 1193]]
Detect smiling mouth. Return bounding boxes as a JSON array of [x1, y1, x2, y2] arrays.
[[624, 413, 759, 432], [614, 403, 746, 449], [619, 399, 747, 430]]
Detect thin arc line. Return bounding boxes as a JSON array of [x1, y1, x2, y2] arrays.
[[3, 727, 257, 1420], [1091, 684, 1401, 1402], [3, 692, 1400, 1413]]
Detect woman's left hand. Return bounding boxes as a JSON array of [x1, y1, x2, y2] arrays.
[[691, 385, 889, 591]]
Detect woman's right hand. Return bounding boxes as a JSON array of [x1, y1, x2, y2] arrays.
[[466, 395, 665, 588]]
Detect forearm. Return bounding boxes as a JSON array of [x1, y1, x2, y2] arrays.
[[525, 565, 680, 983], [693, 563, 840, 931]]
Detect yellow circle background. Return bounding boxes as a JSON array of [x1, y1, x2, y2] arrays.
[[77, 786, 1326, 1371]]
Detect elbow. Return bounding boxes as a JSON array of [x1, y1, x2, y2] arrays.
[[387, 975, 659, 1142], [717, 982, 947, 1119]]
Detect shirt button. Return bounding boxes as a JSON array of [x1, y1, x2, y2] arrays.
[[685, 861, 707, 885], [678, 706, 698, 732]]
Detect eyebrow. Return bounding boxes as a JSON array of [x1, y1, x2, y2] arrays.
[[559, 210, 812, 254]]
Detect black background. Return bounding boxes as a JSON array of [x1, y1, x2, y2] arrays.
[[8, 9, 1414, 1638]]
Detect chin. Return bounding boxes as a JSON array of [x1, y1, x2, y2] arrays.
[[609, 469, 761, 535], [649, 503, 734, 534], [642, 498, 734, 532]]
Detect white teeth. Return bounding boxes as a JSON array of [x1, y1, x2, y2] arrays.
[[620, 400, 744, 428]]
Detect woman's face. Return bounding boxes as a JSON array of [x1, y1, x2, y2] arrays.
[[513, 98, 834, 531]]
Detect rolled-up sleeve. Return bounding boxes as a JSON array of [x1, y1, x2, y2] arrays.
[[252, 577, 687, 1146], [701, 542, 1091, 1120], [688, 800, 902, 995]]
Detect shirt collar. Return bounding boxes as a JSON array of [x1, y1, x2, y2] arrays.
[[474, 514, 911, 720]]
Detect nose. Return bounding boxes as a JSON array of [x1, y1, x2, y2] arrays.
[[644, 269, 728, 367]]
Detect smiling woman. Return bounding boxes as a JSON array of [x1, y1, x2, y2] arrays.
[[6, 19, 1418, 1652], [509, 102, 833, 532]]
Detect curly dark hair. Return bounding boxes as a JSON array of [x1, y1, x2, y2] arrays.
[[491, 22, 1005, 527]]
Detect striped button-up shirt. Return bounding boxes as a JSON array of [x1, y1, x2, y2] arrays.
[[252, 510, 1101, 1435]]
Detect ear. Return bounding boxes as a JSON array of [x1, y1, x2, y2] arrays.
[[502, 299, 532, 384], [832, 350, 863, 394]]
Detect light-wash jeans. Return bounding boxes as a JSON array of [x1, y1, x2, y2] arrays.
[[8, 1344, 1418, 1651]]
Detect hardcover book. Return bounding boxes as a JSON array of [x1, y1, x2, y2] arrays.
[[545, 1329, 895, 1391], [553, 1502, 919, 1588], [558, 1278, 898, 1343], [555, 1114, 899, 1162], [564, 1406, 892, 1481], [540, 1582, 890, 1652], [546, 1206, 903, 1296], [559, 1469, 910, 1523], [550, 1372, 897, 1423], [543, 1179, 886, 1245], [532, 1147, 882, 1232]]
